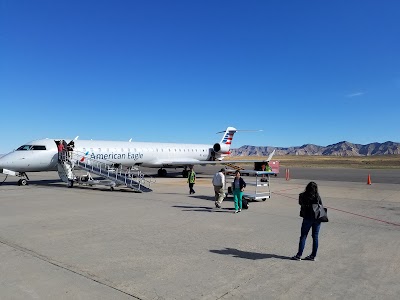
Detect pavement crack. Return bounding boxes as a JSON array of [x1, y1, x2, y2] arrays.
[[0, 238, 143, 299]]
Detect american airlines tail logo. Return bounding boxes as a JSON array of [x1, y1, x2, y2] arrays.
[[222, 131, 235, 145]]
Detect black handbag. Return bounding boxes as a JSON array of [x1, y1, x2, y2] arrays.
[[312, 203, 329, 222]]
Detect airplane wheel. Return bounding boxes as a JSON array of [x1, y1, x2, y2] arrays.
[[110, 186, 114, 191], [19, 179, 28, 186], [67, 180, 74, 188], [158, 169, 167, 177]]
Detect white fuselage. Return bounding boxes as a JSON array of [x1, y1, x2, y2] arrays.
[[0, 138, 214, 173]]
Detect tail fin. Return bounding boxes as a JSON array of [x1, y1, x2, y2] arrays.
[[219, 127, 237, 145], [213, 127, 237, 158]]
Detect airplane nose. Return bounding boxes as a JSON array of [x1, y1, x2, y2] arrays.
[[0, 155, 9, 169], [0, 153, 17, 170]]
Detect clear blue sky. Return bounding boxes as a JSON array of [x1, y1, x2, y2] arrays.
[[1, 0, 399, 154]]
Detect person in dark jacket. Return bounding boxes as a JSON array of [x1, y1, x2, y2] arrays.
[[232, 170, 246, 213], [292, 181, 323, 261]]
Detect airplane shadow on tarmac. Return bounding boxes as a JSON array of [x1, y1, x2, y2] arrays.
[[0, 179, 64, 187], [209, 248, 291, 260]]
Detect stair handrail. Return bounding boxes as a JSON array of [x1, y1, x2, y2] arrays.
[[68, 150, 156, 188]]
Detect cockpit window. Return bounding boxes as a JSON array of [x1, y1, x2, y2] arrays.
[[16, 145, 46, 151], [31, 145, 46, 150], [17, 145, 32, 150]]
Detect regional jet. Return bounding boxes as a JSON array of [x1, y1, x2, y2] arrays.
[[0, 127, 275, 187]]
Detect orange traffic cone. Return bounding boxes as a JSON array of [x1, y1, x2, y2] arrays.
[[367, 174, 372, 185]]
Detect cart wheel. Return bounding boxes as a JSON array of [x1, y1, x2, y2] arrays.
[[262, 198, 267, 201]]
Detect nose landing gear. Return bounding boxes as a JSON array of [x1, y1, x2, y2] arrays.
[[17, 178, 28, 186], [17, 172, 30, 186]]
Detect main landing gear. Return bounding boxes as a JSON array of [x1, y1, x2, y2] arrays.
[[157, 168, 189, 178], [157, 168, 167, 177]]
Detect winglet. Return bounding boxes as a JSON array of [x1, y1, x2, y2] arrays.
[[266, 149, 276, 162]]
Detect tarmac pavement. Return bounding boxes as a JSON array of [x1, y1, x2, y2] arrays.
[[0, 171, 399, 299]]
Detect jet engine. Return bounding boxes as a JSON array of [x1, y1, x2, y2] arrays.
[[213, 143, 230, 154]]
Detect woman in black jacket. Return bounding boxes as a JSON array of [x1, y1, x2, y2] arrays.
[[292, 182, 323, 261]]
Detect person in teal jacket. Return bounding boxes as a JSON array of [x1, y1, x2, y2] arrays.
[[187, 166, 196, 194], [232, 170, 246, 213]]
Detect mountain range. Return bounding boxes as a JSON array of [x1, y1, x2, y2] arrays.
[[231, 141, 400, 156]]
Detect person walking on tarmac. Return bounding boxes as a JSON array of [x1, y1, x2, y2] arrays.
[[187, 166, 196, 194], [232, 170, 246, 213], [213, 168, 226, 208]]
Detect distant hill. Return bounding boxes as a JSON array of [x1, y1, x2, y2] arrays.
[[231, 141, 400, 156]]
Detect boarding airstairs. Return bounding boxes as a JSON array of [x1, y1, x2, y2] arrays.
[[57, 151, 154, 192]]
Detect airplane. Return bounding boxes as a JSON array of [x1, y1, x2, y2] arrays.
[[0, 126, 275, 186]]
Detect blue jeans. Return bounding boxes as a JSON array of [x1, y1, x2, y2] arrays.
[[296, 218, 321, 257]]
